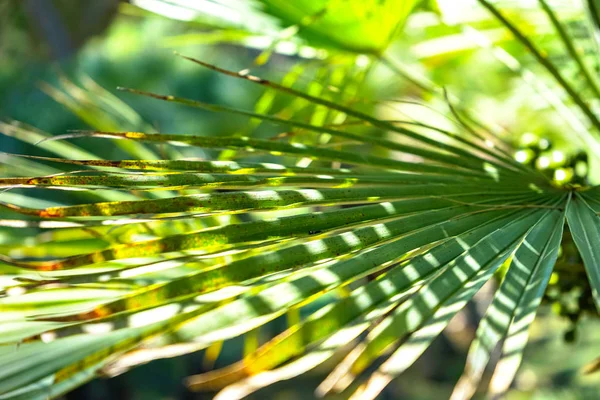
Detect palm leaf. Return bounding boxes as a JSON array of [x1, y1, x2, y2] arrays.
[[451, 198, 566, 399], [565, 191, 600, 309], [1, 1, 600, 399], [0, 68, 574, 399]]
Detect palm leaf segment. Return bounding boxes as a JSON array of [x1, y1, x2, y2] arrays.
[[1, 1, 600, 400]]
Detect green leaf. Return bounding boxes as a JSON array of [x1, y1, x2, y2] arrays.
[[565, 192, 600, 310], [319, 203, 558, 395], [0, 8, 591, 396], [182, 200, 546, 392], [0, 308, 190, 395], [258, 0, 419, 54], [451, 198, 566, 399], [158, 204, 549, 353]]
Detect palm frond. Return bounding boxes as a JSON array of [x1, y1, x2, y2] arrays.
[[0, 59, 578, 398], [1, 1, 600, 399]]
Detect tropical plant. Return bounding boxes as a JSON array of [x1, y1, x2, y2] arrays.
[[1, 0, 600, 399]]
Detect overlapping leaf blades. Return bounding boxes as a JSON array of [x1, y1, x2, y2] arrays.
[[0, 54, 588, 400], [2, 0, 600, 397]]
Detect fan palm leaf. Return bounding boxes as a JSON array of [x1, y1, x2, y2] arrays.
[[1, 0, 600, 399]]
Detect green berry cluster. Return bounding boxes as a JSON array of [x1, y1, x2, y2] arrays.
[[544, 229, 595, 343], [514, 133, 594, 342], [513, 132, 589, 186]]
